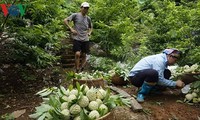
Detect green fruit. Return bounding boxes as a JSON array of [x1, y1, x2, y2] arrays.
[[192, 92, 197, 98], [62, 96, 68, 101], [193, 89, 199, 93], [192, 98, 199, 103], [198, 97, 200, 102], [185, 94, 193, 101], [61, 109, 70, 119], [61, 102, 68, 110]]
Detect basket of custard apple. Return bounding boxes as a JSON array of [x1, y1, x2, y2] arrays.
[[29, 83, 131, 120]]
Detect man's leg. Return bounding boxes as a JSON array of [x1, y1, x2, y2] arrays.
[[80, 41, 90, 71], [73, 40, 81, 73], [75, 51, 81, 72], [80, 53, 86, 71]]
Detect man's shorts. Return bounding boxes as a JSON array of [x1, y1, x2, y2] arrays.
[[73, 40, 90, 53]]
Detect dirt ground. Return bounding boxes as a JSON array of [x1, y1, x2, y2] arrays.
[[0, 66, 200, 120]]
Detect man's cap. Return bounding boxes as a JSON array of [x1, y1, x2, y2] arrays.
[[163, 48, 182, 58], [81, 2, 90, 8]]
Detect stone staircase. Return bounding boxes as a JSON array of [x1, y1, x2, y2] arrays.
[[60, 38, 75, 68]]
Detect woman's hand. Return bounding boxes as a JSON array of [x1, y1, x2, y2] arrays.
[[176, 80, 185, 88]]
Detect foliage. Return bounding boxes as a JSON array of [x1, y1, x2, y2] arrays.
[[0, 0, 200, 79], [88, 55, 115, 72], [88, 0, 200, 65], [108, 62, 132, 81], [90, 0, 138, 56], [0, 0, 67, 68], [88, 55, 133, 82]]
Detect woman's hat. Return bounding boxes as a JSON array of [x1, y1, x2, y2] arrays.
[[163, 48, 182, 58]]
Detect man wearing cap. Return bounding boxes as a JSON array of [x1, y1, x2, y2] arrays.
[[129, 48, 185, 102], [64, 2, 92, 73]]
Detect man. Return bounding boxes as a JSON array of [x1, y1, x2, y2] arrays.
[[64, 2, 92, 73], [129, 48, 185, 102]]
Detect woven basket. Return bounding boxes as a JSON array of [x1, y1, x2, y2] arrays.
[[111, 74, 128, 86], [98, 112, 112, 120], [73, 78, 104, 88], [180, 72, 200, 85]]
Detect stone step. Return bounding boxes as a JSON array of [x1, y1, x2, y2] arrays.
[[62, 63, 75, 68], [60, 38, 77, 68], [62, 56, 74, 60], [61, 50, 74, 54], [61, 59, 74, 63]]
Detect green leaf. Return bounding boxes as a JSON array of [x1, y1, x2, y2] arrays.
[[191, 81, 200, 89], [35, 88, 48, 95], [103, 88, 111, 102], [68, 84, 73, 91], [38, 113, 46, 120], [39, 89, 53, 97], [45, 112, 53, 119], [49, 109, 61, 120], [80, 109, 91, 120], [98, 107, 107, 116], [49, 95, 61, 109], [194, 75, 200, 80], [176, 100, 184, 103], [60, 86, 68, 95], [66, 71, 75, 81], [80, 85, 86, 92], [56, 89, 63, 97], [29, 112, 43, 119], [120, 97, 131, 107], [35, 104, 52, 113], [76, 82, 81, 93], [138, 0, 147, 4], [42, 98, 50, 103]]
